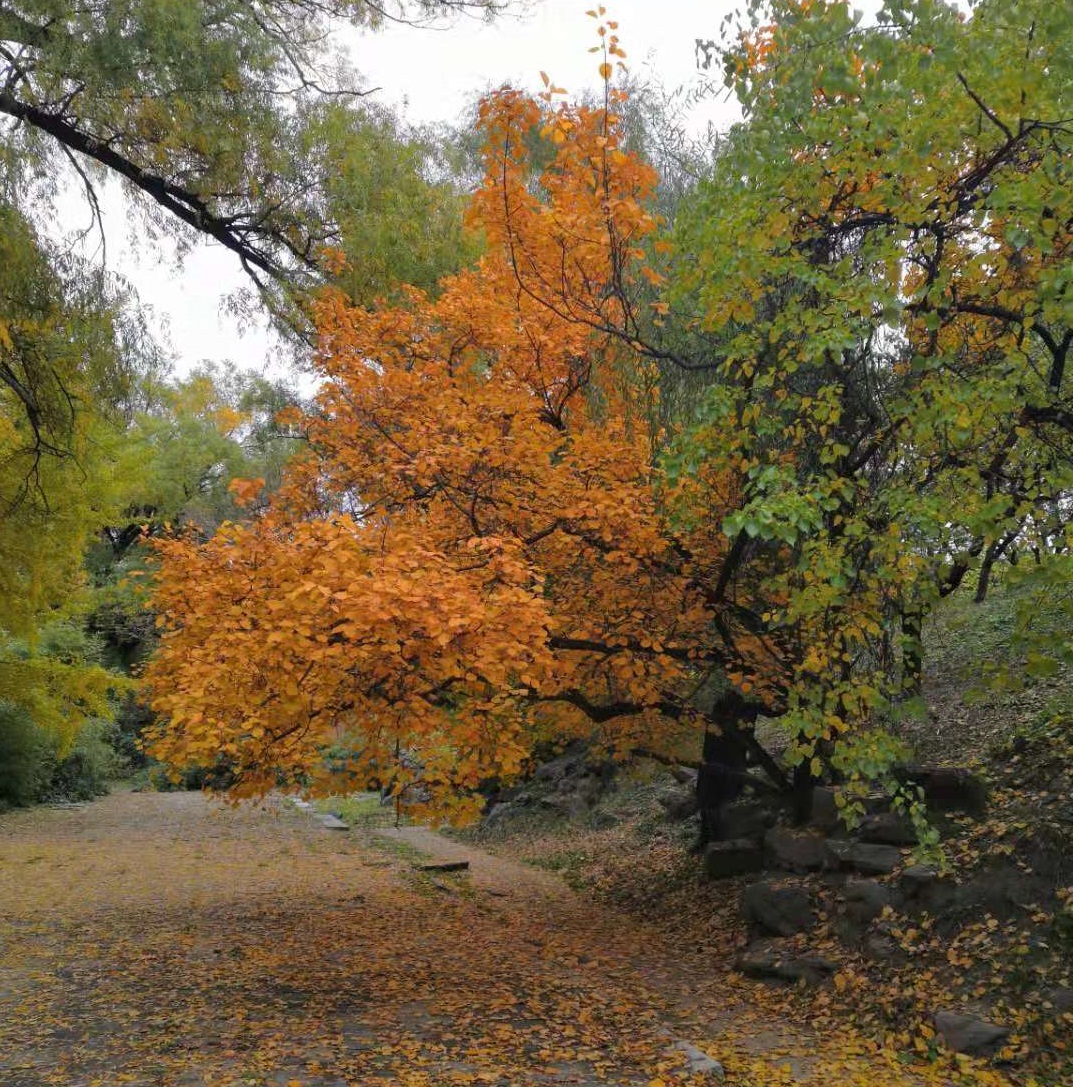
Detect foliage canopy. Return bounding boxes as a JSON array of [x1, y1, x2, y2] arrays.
[[0, 0, 505, 303], [145, 1, 1072, 815]]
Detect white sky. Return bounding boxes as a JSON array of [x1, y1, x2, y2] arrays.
[[86, 0, 744, 379], [351, 0, 739, 131]]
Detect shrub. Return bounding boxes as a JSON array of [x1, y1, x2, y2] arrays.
[[0, 701, 54, 808], [43, 718, 126, 802], [147, 754, 237, 792], [0, 704, 127, 808], [112, 694, 154, 768]]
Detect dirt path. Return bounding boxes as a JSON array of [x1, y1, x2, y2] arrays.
[[0, 792, 953, 1087]]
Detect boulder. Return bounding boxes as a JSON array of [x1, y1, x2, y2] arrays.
[[823, 839, 852, 868], [859, 811, 918, 846], [900, 863, 939, 894], [703, 839, 765, 880], [482, 801, 517, 829], [862, 792, 894, 815], [658, 786, 699, 822], [737, 942, 839, 986], [669, 765, 699, 786], [824, 839, 902, 875], [863, 933, 900, 961], [895, 765, 989, 815], [809, 786, 841, 832], [808, 789, 889, 831], [666, 1040, 724, 1081], [539, 794, 589, 820], [743, 881, 815, 936], [721, 800, 775, 841], [899, 864, 954, 911], [1045, 987, 1073, 1014], [572, 774, 604, 806], [933, 1011, 1010, 1056], [533, 744, 587, 782], [844, 879, 892, 925], [587, 810, 620, 830], [764, 827, 826, 872]]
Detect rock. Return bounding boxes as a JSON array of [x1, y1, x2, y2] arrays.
[[1045, 987, 1073, 1014], [899, 863, 957, 912], [859, 811, 918, 846], [809, 789, 889, 832], [268, 1073, 346, 1087], [571, 774, 604, 806], [895, 765, 989, 815], [809, 786, 841, 832], [743, 881, 815, 936], [539, 794, 589, 820], [764, 827, 826, 871], [666, 1040, 724, 1081], [933, 1011, 1010, 1056], [669, 765, 698, 786], [824, 839, 902, 875], [863, 933, 900, 961], [737, 943, 839, 986], [900, 863, 939, 892], [587, 810, 620, 830], [823, 839, 852, 867], [703, 839, 765, 880], [720, 800, 775, 840], [319, 814, 349, 830], [844, 878, 892, 924], [483, 801, 517, 829], [533, 744, 587, 782], [862, 792, 894, 815], [658, 786, 700, 822]]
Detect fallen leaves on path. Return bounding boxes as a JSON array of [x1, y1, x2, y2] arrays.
[[0, 793, 1029, 1086]]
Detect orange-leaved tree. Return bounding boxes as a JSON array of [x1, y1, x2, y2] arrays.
[[142, 56, 785, 815]]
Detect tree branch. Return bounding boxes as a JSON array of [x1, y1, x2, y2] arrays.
[[0, 88, 318, 284]]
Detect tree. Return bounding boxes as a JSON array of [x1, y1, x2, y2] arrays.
[[0, 202, 136, 751], [87, 363, 307, 673], [667, 0, 1072, 803], [144, 1, 1072, 822], [1, 0, 513, 800], [319, 104, 484, 307], [142, 38, 785, 810], [0, 0, 509, 313]]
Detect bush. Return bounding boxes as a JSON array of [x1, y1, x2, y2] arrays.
[[147, 754, 237, 792], [0, 704, 126, 808], [112, 694, 154, 768], [43, 719, 126, 802], [0, 701, 54, 808]]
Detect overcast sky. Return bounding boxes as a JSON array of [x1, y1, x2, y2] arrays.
[[80, 0, 748, 381]]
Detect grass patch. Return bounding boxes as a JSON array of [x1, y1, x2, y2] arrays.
[[366, 831, 429, 864], [524, 846, 593, 890], [313, 792, 412, 829]]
